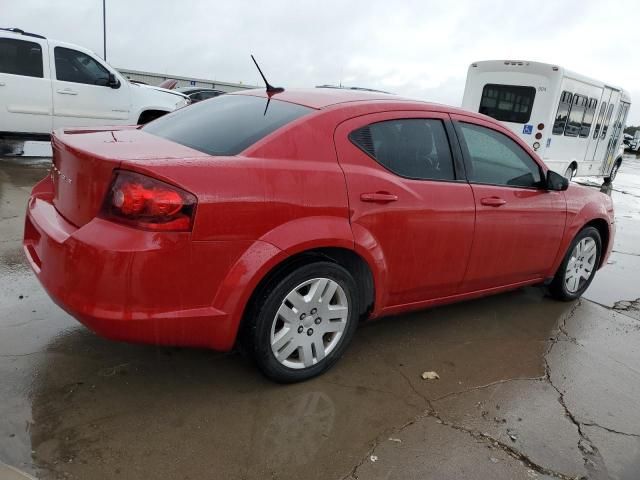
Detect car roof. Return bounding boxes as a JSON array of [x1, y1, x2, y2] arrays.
[[231, 87, 491, 120]]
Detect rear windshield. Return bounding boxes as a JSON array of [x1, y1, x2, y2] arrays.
[[144, 94, 313, 155], [479, 84, 536, 124]]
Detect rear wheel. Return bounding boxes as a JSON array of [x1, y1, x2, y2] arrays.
[[549, 227, 602, 301], [605, 160, 621, 183], [244, 262, 359, 383]]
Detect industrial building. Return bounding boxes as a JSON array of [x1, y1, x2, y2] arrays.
[[117, 68, 257, 92]]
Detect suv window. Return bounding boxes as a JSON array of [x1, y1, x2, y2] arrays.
[[54, 47, 110, 85], [457, 122, 542, 188], [479, 84, 536, 124], [0, 38, 43, 78], [144, 94, 312, 155], [349, 119, 455, 181]]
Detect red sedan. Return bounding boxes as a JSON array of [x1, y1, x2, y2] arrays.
[[24, 88, 614, 382]]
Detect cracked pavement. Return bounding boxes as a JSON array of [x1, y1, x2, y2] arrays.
[[1, 149, 640, 479]]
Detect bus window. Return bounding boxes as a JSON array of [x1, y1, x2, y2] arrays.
[[580, 98, 597, 138], [593, 102, 607, 139], [552, 91, 573, 135], [479, 84, 536, 123], [601, 103, 614, 139], [564, 94, 587, 137]]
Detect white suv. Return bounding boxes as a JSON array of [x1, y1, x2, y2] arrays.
[[0, 28, 189, 154]]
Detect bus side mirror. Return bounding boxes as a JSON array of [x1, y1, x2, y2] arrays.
[[546, 170, 569, 191]]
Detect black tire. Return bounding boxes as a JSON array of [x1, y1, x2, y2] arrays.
[[244, 261, 360, 383], [604, 160, 621, 183], [549, 226, 602, 301]]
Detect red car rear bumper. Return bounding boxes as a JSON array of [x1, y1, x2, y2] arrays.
[[23, 192, 255, 351]]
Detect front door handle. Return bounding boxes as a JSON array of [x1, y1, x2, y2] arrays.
[[56, 89, 78, 95], [360, 192, 398, 203], [480, 196, 507, 207]]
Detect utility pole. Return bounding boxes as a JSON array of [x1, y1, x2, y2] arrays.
[[102, 0, 107, 60]]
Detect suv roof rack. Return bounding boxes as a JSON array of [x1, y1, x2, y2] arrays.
[[316, 84, 392, 95], [0, 28, 46, 40]]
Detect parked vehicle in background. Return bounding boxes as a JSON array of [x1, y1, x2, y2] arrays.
[[462, 60, 630, 182], [0, 28, 190, 154], [623, 133, 633, 149], [24, 88, 615, 382], [629, 130, 640, 153], [176, 87, 226, 103]]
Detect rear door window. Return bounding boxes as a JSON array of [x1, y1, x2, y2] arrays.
[[457, 122, 542, 188], [349, 119, 455, 181], [0, 38, 43, 78], [479, 84, 536, 124], [144, 94, 313, 155]]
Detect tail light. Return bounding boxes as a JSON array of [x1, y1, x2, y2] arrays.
[[100, 170, 196, 231]]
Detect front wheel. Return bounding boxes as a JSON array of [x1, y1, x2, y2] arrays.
[[564, 165, 576, 181], [549, 227, 602, 301], [244, 261, 359, 383]]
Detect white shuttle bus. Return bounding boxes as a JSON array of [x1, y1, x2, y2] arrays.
[[462, 60, 630, 181]]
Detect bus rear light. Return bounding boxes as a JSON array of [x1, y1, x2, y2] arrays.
[[535, 132, 542, 140], [537, 123, 545, 130], [101, 170, 197, 232]]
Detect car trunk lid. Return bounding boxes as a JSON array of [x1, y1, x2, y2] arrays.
[[51, 127, 209, 228]]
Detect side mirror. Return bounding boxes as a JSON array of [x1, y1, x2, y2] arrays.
[[107, 73, 120, 89], [546, 170, 569, 191]]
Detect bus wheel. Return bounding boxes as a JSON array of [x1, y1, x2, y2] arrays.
[[605, 160, 621, 183], [564, 165, 576, 180]]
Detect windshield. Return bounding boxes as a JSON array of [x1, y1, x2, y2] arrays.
[[143, 94, 313, 155]]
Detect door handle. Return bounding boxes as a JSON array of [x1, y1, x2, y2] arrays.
[[56, 89, 78, 95], [480, 196, 507, 207], [360, 192, 398, 203]]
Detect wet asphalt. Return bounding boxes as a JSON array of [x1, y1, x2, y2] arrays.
[[1, 148, 639, 480]]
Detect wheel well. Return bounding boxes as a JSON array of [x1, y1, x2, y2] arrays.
[[239, 247, 375, 342], [585, 218, 610, 267], [138, 110, 168, 125]]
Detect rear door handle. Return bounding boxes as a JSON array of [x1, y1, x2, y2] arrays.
[[360, 192, 398, 203], [56, 89, 78, 95], [480, 196, 506, 207]]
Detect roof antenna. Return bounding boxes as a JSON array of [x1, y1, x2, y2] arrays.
[[251, 55, 284, 94]]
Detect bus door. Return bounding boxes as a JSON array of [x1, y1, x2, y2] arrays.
[[587, 87, 613, 164], [591, 89, 618, 169], [601, 101, 629, 175]]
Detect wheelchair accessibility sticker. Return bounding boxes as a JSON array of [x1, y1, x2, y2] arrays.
[[523, 124, 533, 135]]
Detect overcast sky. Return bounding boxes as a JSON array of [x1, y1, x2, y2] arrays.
[[4, 0, 640, 123]]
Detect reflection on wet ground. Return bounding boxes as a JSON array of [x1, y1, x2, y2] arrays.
[[1, 153, 639, 479]]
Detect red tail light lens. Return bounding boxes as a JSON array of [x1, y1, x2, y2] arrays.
[[101, 170, 196, 231]]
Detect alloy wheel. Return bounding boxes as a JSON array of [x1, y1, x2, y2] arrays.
[[270, 278, 349, 369], [564, 237, 597, 293]]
